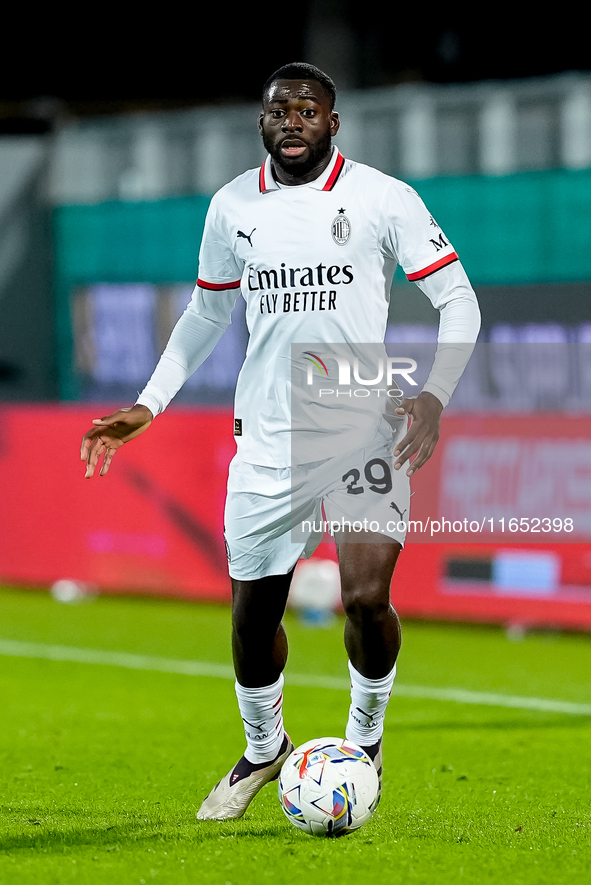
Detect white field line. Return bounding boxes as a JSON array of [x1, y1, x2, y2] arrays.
[[1, 638, 591, 717]]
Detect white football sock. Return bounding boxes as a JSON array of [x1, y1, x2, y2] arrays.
[[345, 661, 396, 748], [235, 674, 285, 764]]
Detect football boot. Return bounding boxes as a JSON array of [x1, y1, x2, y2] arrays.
[[196, 734, 294, 821], [361, 738, 383, 811]]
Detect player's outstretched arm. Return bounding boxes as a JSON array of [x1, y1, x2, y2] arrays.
[[80, 405, 154, 478], [393, 391, 443, 476]]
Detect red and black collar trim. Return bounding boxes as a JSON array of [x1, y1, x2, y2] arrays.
[[323, 150, 345, 191], [259, 149, 345, 193]]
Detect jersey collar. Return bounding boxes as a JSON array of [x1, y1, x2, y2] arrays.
[[259, 145, 345, 194]]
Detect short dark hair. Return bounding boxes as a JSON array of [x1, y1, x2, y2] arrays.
[[262, 62, 337, 109]]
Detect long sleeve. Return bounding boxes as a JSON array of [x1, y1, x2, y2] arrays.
[[414, 260, 481, 407], [378, 179, 481, 407], [136, 285, 240, 416]]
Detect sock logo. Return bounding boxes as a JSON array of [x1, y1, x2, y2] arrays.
[[354, 707, 381, 729], [242, 717, 264, 731], [242, 718, 273, 740]]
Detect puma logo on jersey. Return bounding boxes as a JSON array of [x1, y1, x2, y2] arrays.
[[237, 228, 256, 247]]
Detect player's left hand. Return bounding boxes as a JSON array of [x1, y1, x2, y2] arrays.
[[393, 391, 443, 476]]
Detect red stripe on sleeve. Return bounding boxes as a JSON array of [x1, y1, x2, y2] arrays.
[[406, 252, 459, 281], [197, 278, 241, 290], [322, 151, 345, 191]]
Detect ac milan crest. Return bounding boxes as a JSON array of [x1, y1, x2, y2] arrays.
[[331, 211, 351, 245]]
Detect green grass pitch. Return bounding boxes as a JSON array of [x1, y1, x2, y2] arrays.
[[1, 585, 590, 884]]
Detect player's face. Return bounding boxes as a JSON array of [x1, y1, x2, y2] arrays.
[[259, 79, 340, 183]]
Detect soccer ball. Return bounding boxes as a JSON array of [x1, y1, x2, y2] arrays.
[[278, 737, 379, 837]]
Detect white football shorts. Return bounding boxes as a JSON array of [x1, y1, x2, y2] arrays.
[[224, 430, 411, 581]]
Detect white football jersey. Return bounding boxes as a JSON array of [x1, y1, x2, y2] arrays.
[[194, 146, 460, 467]]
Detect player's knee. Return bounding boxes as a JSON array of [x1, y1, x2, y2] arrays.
[[341, 581, 390, 623]]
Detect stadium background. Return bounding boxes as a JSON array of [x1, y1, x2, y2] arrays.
[[1, 8, 591, 630]]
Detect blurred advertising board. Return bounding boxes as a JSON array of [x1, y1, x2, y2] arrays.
[[70, 284, 247, 404], [1, 406, 590, 629], [0, 406, 235, 600], [395, 414, 591, 630], [62, 280, 591, 409]]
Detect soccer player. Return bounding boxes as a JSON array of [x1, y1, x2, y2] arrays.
[[81, 63, 480, 821]]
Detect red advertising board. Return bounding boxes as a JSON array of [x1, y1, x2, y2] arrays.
[[396, 414, 591, 630], [0, 405, 235, 600], [1, 406, 590, 629]]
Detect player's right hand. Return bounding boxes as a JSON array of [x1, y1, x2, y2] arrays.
[[80, 404, 154, 478]]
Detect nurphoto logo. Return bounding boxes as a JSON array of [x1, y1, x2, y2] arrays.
[[303, 352, 418, 387]]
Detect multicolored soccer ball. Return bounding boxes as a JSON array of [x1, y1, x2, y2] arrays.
[[278, 737, 380, 837]]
